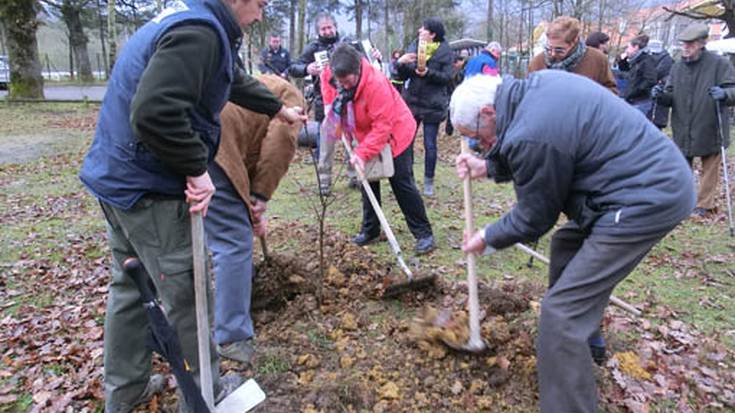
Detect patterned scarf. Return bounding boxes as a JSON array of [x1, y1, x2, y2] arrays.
[[544, 41, 586, 72]]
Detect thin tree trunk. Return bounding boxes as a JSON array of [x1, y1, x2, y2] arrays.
[[0, 0, 44, 99], [108, 0, 117, 71], [486, 0, 494, 41], [297, 0, 305, 55], [0, 21, 7, 56], [95, 0, 108, 79], [289, 0, 295, 54], [68, 34, 74, 80], [383, 0, 389, 55], [355, 0, 363, 39]]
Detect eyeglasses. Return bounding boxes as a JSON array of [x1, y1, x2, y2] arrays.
[[544, 45, 570, 55]]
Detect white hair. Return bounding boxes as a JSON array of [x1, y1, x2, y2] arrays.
[[450, 75, 503, 130], [486, 41, 502, 53]]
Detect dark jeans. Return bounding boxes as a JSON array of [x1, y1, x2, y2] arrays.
[[360, 143, 433, 240], [538, 221, 671, 413], [415, 119, 439, 179]]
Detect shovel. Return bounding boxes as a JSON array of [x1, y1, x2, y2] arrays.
[[513, 243, 642, 316], [339, 135, 436, 297], [191, 211, 266, 412], [439, 139, 488, 353]]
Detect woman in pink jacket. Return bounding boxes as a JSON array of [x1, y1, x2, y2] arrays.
[[321, 44, 435, 254]]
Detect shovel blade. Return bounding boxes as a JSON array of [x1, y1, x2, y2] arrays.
[[381, 274, 436, 298], [215, 379, 266, 413]]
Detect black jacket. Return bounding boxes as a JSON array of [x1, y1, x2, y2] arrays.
[[620, 51, 657, 103], [288, 36, 341, 121], [259, 46, 291, 76], [395, 40, 453, 123], [482, 72, 695, 250], [649, 50, 674, 127]]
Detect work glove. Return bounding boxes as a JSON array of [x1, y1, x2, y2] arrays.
[[709, 86, 727, 101], [650, 84, 664, 100]]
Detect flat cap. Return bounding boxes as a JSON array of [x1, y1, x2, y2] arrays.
[[678, 23, 709, 42]]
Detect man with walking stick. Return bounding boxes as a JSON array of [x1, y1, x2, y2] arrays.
[[652, 22, 735, 227]]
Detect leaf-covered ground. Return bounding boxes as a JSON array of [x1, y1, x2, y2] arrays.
[[1, 103, 734, 412]]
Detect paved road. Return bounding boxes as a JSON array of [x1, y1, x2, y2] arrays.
[[0, 85, 107, 101]]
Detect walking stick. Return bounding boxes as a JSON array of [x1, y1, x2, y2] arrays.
[[715, 100, 735, 237]]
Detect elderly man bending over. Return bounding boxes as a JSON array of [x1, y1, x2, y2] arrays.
[[452, 73, 694, 413]]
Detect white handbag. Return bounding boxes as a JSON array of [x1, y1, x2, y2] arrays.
[[363, 143, 394, 182]]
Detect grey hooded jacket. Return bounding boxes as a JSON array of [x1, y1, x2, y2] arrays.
[[483, 71, 696, 249]]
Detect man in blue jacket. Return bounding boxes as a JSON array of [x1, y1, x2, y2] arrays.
[[79, 0, 303, 411], [452, 73, 695, 413]]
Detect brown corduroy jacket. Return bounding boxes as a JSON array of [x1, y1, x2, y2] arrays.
[[528, 47, 618, 95], [215, 75, 304, 213]]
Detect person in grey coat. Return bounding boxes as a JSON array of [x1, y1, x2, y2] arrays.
[[452, 73, 695, 413], [652, 22, 735, 217]]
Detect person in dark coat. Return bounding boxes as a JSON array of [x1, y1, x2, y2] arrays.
[[647, 39, 674, 128], [653, 22, 735, 216], [452, 73, 694, 413], [618, 34, 657, 116], [258, 34, 290, 78], [288, 12, 341, 162], [394, 17, 454, 196]]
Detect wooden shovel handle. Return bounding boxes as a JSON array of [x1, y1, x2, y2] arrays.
[[191, 211, 215, 410]]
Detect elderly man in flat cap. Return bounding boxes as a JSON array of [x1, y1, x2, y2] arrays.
[[653, 22, 735, 217]]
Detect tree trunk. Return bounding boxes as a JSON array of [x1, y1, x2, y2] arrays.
[[95, 0, 108, 78], [0, 0, 44, 99], [297, 0, 305, 55], [486, 0, 494, 41], [61, 0, 94, 83], [383, 0, 389, 55], [108, 0, 117, 71], [724, 2, 735, 39], [354, 0, 363, 39], [289, 0, 295, 54], [68, 34, 74, 80], [0, 21, 7, 55]]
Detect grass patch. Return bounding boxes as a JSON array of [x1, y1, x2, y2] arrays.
[[256, 354, 290, 376]]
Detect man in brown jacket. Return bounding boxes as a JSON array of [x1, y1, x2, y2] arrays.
[[528, 16, 618, 95], [205, 74, 303, 363]]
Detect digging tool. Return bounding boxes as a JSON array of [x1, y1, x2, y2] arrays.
[[123, 257, 210, 413], [259, 236, 269, 261], [715, 100, 735, 237], [191, 211, 267, 413], [513, 243, 643, 316], [339, 135, 436, 297], [452, 139, 488, 353]]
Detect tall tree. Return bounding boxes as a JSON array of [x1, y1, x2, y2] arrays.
[[95, 0, 108, 79], [42, 0, 94, 82], [297, 0, 305, 55], [487, 0, 494, 40], [0, 0, 45, 99], [107, 0, 116, 70]]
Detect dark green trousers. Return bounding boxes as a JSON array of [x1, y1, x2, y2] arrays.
[[100, 198, 219, 412]]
